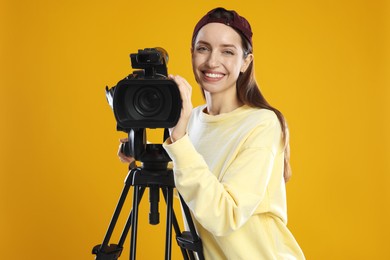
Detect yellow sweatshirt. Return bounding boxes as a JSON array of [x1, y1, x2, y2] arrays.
[[163, 105, 305, 260]]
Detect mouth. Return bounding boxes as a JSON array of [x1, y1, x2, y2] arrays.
[[202, 71, 225, 80]]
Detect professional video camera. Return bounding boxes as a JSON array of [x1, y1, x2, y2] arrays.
[[105, 47, 181, 132]]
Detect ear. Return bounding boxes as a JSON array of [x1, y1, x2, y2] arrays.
[[241, 53, 253, 73]]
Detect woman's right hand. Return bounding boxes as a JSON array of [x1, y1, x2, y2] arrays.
[[117, 138, 135, 164], [168, 75, 193, 143]]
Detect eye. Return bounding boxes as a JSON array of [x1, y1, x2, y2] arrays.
[[222, 49, 235, 55], [196, 46, 209, 53]]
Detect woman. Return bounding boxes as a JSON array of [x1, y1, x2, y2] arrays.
[[120, 7, 305, 259]]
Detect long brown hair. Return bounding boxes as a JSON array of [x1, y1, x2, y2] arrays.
[[238, 43, 292, 182], [192, 8, 292, 182]]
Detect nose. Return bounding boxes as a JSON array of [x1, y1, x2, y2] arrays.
[[206, 51, 220, 68]]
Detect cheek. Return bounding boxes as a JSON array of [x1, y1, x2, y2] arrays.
[[191, 58, 201, 82], [192, 56, 206, 77], [236, 58, 248, 74], [192, 55, 203, 68], [226, 60, 243, 76]]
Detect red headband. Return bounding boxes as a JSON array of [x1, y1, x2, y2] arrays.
[[192, 7, 253, 47]]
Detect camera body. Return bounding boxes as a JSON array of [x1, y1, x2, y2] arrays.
[[106, 48, 181, 132]]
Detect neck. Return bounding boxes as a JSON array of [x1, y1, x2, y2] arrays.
[[204, 91, 243, 115]]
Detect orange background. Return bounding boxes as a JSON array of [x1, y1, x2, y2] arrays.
[[1, 0, 389, 259]]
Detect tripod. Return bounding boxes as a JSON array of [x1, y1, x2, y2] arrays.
[[92, 148, 204, 260]]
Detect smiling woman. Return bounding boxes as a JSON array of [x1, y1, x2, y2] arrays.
[[118, 7, 305, 259], [165, 7, 304, 259]]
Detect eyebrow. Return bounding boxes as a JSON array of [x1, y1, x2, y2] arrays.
[[196, 40, 238, 49]]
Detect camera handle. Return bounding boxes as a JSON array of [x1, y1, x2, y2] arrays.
[[92, 166, 204, 260]]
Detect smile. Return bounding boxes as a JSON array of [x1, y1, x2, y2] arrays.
[[204, 72, 224, 78]]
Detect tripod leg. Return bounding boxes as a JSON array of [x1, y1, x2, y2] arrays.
[[100, 177, 132, 251], [179, 195, 205, 260], [117, 187, 146, 248], [161, 189, 190, 260], [129, 185, 143, 260], [164, 187, 173, 260], [92, 170, 141, 259]]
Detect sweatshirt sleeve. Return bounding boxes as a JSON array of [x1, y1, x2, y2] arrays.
[[163, 115, 283, 236]]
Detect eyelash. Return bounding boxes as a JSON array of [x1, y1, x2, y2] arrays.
[[196, 46, 235, 55], [196, 46, 208, 52]]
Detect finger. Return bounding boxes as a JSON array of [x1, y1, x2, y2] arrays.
[[177, 75, 192, 89], [118, 153, 134, 163], [174, 75, 191, 89], [172, 76, 192, 101], [119, 138, 128, 143], [123, 157, 133, 163]]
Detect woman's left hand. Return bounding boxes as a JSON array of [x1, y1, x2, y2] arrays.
[[168, 75, 193, 143]]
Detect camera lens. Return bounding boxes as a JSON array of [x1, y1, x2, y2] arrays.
[[134, 87, 164, 117]]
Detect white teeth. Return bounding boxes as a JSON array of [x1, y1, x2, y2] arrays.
[[205, 73, 223, 78]]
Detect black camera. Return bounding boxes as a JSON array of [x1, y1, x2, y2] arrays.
[[106, 48, 181, 132]]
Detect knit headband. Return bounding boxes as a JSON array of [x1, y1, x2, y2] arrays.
[[192, 7, 253, 47]]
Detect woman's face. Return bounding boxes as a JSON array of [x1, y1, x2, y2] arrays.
[[192, 23, 252, 98]]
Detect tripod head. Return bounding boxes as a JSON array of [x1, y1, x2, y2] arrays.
[[120, 128, 171, 171]]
